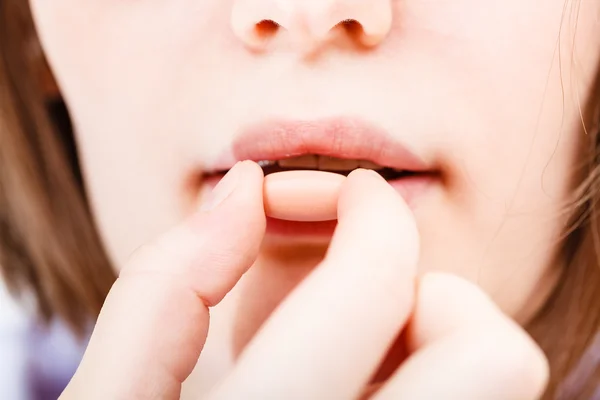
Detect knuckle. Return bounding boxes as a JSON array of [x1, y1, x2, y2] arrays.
[[125, 242, 157, 267], [476, 323, 550, 397]]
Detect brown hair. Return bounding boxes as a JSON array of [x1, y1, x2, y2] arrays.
[[0, 0, 116, 335], [0, 0, 598, 398]]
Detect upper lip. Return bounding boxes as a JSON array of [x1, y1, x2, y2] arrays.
[[208, 118, 429, 172]]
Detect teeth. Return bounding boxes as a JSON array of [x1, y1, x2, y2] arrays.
[[256, 156, 386, 171], [318, 156, 360, 171], [257, 160, 276, 168], [278, 155, 319, 169]]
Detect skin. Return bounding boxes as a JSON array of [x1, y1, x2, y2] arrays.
[[27, 0, 600, 397], [60, 165, 547, 399]]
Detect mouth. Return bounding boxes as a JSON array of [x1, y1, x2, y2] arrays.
[[211, 155, 426, 181], [203, 118, 439, 239]]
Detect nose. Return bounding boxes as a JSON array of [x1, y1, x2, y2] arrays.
[[231, 0, 393, 54]]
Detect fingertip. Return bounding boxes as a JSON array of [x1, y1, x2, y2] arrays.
[[330, 168, 419, 267], [226, 160, 265, 201], [233, 160, 267, 228], [239, 159, 265, 179], [342, 168, 388, 197], [198, 159, 265, 225], [346, 167, 383, 180], [338, 168, 405, 218]]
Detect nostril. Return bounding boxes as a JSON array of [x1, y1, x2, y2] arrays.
[[255, 19, 280, 40], [339, 19, 363, 40], [341, 19, 360, 30], [334, 18, 388, 48]]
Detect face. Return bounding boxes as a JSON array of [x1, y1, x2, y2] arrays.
[[30, 0, 600, 395]]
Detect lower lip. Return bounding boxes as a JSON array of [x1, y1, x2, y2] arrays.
[[202, 173, 434, 239]]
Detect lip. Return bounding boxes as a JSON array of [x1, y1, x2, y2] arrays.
[[207, 118, 429, 173], [202, 117, 436, 240]]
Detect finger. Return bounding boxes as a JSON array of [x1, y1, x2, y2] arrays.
[[210, 169, 420, 400], [372, 273, 549, 400], [60, 161, 266, 400]]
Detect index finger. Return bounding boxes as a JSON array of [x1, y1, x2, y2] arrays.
[[61, 161, 266, 400]]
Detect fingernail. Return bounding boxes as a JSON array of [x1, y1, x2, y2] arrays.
[[200, 162, 242, 212]]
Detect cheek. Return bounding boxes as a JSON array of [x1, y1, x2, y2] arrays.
[[29, 0, 247, 128]]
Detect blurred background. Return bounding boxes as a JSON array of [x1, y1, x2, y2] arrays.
[[0, 283, 86, 400]]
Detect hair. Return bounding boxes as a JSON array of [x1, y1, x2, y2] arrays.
[[0, 0, 598, 398], [0, 0, 116, 335]]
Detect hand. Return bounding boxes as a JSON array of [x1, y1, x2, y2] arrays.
[[60, 161, 549, 400]]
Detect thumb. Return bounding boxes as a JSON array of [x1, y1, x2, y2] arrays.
[[61, 161, 266, 400]]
